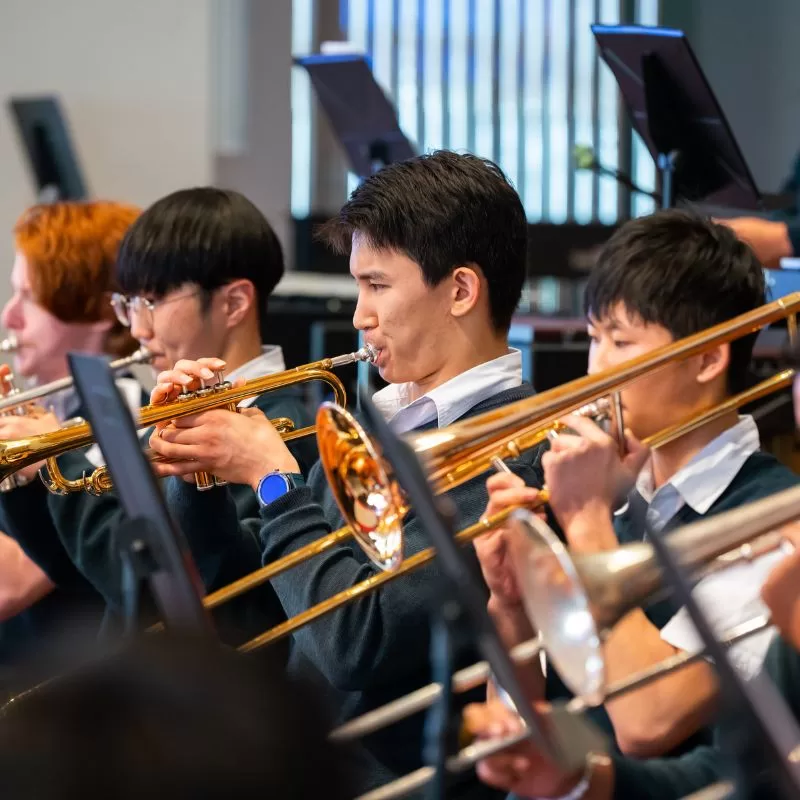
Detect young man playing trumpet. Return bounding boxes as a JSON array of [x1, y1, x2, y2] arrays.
[[148, 150, 545, 797], [26, 188, 317, 649]]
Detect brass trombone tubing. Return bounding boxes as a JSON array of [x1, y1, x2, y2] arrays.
[[202, 419, 574, 611], [403, 293, 800, 480], [350, 623, 769, 800], [331, 614, 771, 745], [235, 371, 793, 651], [0, 348, 373, 484]]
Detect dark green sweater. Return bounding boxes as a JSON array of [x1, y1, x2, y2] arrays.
[[0, 387, 317, 665], [166, 383, 546, 796]]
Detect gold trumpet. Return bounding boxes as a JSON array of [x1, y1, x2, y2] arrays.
[[0, 345, 376, 496], [216, 292, 799, 654], [0, 343, 152, 491]]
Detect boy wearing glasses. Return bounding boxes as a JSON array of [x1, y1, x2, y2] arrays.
[[0, 188, 315, 656]]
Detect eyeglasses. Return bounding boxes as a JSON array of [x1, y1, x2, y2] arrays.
[[110, 289, 203, 329]]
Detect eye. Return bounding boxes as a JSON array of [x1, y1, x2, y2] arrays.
[[612, 339, 632, 349], [369, 282, 387, 291]]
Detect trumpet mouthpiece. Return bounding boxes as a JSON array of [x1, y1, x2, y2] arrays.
[[0, 334, 18, 354], [359, 343, 379, 363], [329, 344, 379, 368]]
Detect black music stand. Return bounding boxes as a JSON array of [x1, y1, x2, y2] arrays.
[[591, 25, 769, 211], [294, 53, 416, 178], [68, 353, 212, 636], [644, 520, 800, 798], [9, 96, 88, 202], [357, 394, 604, 798]]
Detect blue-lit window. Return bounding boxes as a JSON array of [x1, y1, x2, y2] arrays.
[[291, 0, 661, 222]]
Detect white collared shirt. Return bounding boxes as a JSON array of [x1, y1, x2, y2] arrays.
[[371, 348, 523, 434], [635, 415, 780, 678], [635, 415, 761, 529], [226, 345, 287, 409]]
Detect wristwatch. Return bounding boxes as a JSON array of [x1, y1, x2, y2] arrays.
[[255, 471, 305, 507]]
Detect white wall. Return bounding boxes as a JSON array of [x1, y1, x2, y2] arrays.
[[0, 0, 213, 304]]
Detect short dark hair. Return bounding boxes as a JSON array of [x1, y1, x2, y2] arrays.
[[317, 150, 528, 332], [0, 635, 354, 800], [116, 188, 284, 336], [584, 209, 766, 393]]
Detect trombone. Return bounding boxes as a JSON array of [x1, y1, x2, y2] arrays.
[[206, 292, 799, 652], [333, 483, 800, 800], [0, 344, 376, 496]]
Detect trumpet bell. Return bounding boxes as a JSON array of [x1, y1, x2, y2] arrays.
[[316, 402, 406, 571], [508, 510, 606, 704]]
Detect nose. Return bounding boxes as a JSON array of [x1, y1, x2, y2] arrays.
[[352, 290, 376, 333], [587, 341, 607, 376], [1, 293, 22, 332], [129, 311, 153, 344]]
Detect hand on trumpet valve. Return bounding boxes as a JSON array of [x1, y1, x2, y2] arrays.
[[0, 398, 60, 483], [150, 357, 231, 405], [542, 414, 649, 540], [463, 700, 588, 798], [149, 405, 300, 488]]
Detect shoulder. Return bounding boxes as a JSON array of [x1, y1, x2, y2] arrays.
[[719, 451, 800, 508]]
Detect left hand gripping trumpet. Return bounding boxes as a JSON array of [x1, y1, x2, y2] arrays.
[[0, 345, 377, 496]]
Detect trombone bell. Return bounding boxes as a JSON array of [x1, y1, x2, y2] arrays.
[[316, 403, 405, 570]]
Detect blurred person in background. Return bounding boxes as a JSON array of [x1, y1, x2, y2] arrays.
[[0, 200, 142, 682], [0, 632, 355, 800]]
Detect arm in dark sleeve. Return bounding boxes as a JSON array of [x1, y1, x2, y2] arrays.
[[785, 220, 800, 258], [47, 450, 257, 612], [259, 457, 544, 692], [610, 746, 728, 799], [0, 480, 91, 591]]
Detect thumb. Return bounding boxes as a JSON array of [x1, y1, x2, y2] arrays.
[[622, 429, 650, 474]]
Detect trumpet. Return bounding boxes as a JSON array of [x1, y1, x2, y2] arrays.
[[203, 292, 799, 654], [0, 346, 152, 492], [0, 345, 376, 496]]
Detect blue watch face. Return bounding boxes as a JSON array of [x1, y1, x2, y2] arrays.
[[258, 473, 291, 505]]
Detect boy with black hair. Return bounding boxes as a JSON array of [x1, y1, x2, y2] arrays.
[[148, 150, 544, 796], [0, 188, 316, 650], [473, 209, 800, 782]]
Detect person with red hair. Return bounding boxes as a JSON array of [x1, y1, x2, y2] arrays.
[[0, 200, 142, 681]]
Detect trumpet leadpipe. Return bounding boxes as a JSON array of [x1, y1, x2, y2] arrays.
[[0, 346, 152, 413]]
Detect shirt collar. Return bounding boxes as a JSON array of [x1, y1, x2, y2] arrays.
[[226, 346, 287, 408], [371, 348, 523, 435], [636, 415, 761, 515]]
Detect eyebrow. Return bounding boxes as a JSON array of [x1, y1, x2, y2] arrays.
[[355, 271, 389, 282], [586, 315, 621, 332]]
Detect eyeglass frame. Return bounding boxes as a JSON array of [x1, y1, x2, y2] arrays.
[[110, 288, 206, 328]]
